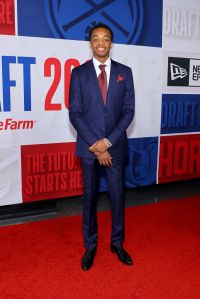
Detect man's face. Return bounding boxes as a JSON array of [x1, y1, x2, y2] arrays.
[[90, 27, 112, 62]]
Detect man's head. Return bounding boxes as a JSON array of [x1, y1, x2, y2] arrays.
[[89, 23, 113, 62], [89, 23, 113, 42]]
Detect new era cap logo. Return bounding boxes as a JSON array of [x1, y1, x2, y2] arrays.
[[168, 57, 200, 87], [170, 63, 188, 80], [167, 57, 189, 86]]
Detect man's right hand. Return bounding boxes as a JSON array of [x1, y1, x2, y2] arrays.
[[97, 150, 113, 167]]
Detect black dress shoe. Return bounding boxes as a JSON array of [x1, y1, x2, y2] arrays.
[[81, 249, 96, 271], [110, 244, 133, 265]]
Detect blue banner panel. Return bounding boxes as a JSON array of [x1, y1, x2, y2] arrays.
[[125, 137, 158, 188], [161, 94, 200, 134], [17, 0, 53, 38], [137, 0, 162, 47], [17, 0, 162, 47]]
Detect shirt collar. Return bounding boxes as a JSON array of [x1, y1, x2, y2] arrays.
[[93, 57, 111, 69]]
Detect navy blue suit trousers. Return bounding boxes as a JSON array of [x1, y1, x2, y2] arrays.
[[81, 158, 125, 250]]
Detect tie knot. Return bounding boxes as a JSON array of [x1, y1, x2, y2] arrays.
[[99, 64, 106, 72]]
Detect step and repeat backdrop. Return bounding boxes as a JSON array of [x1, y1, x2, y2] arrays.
[[0, 0, 200, 206]]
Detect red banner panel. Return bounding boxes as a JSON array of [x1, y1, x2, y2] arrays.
[[0, 0, 15, 35], [21, 142, 83, 202], [158, 134, 200, 183]]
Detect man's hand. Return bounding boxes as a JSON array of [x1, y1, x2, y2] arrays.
[[97, 151, 113, 167], [89, 139, 108, 156]]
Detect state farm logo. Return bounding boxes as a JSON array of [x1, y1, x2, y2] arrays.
[[170, 63, 187, 80], [0, 118, 36, 131], [168, 57, 200, 87]]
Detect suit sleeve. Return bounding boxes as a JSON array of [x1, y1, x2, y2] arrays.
[[69, 68, 98, 146], [107, 68, 135, 146]]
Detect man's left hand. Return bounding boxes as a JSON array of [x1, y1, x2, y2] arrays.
[[89, 139, 108, 156]]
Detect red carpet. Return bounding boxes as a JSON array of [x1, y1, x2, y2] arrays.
[[0, 196, 200, 299]]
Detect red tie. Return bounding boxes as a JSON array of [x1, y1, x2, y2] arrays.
[[98, 64, 107, 106]]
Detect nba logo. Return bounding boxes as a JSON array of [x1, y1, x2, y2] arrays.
[[44, 0, 144, 44]]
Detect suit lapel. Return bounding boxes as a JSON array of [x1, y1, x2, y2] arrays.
[[106, 60, 118, 108]]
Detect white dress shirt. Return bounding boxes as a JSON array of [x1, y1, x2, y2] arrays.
[[93, 57, 111, 88]]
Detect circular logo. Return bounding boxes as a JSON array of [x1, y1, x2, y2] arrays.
[[45, 0, 144, 44]]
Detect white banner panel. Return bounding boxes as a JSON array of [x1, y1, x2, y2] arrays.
[[112, 45, 162, 138], [0, 145, 22, 205], [163, 0, 200, 52], [0, 35, 162, 145], [0, 36, 162, 205]]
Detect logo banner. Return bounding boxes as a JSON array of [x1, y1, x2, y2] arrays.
[[168, 57, 200, 87], [17, 0, 162, 47], [161, 94, 200, 134]]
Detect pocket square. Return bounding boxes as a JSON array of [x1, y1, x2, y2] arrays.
[[117, 74, 124, 82]]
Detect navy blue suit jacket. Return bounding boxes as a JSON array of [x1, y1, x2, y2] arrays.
[[69, 59, 135, 160]]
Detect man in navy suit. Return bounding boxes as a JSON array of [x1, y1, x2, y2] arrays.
[[69, 23, 135, 270]]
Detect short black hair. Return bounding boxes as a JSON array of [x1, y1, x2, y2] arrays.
[[89, 23, 113, 41]]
